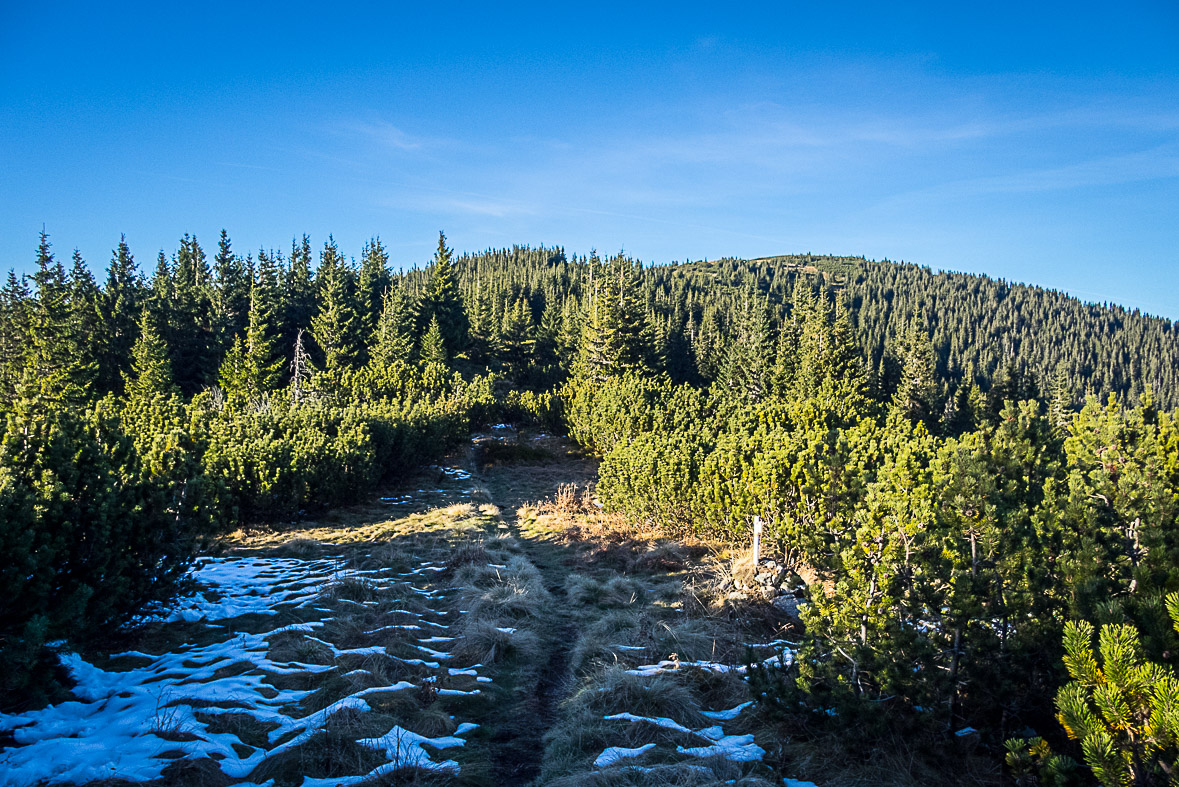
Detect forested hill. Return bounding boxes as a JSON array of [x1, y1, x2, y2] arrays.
[[437, 247, 1179, 409], [746, 254, 1179, 409]]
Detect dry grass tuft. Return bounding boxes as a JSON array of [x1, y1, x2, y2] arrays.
[[468, 579, 550, 621], [447, 540, 490, 569], [452, 561, 502, 589], [631, 542, 691, 573], [248, 728, 385, 786], [453, 619, 542, 664], [566, 574, 647, 609], [322, 575, 384, 603], [568, 610, 646, 674], [267, 632, 334, 666], [539, 482, 599, 516], [565, 667, 707, 728]]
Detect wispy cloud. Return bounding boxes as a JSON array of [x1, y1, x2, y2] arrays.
[[875, 143, 1179, 210], [342, 120, 430, 151]]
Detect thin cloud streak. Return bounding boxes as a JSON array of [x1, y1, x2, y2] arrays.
[[339, 120, 431, 151], [874, 144, 1179, 210]]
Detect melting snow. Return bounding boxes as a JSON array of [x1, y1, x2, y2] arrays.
[[677, 733, 765, 762], [0, 556, 477, 785], [595, 743, 656, 767], [700, 701, 754, 720], [605, 712, 693, 734]]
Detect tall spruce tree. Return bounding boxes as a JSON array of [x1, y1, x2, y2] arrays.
[[577, 254, 651, 380], [169, 234, 215, 394], [66, 249, 101, 394], [465, 279, 499, 367], [356, 238, 391, 358], [98, 236, 141, 395], [0, 270, 31, 410], [211, 229, 250, 358], [1048, 363, 1074, 436], [23, 231, 89, 403], [125, 308, 176, 399], [892, 320, 939, 429], [284, 235, 317, 355], [370, 283, 416, 369], [499, 297, 536, 381], [243, 251, 284, 394], [310, 237, 361, 372], [419, 232, 467, 351], [718, 286, 772, 402]]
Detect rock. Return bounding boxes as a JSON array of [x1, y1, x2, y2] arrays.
[[772, 594, 805, 622]]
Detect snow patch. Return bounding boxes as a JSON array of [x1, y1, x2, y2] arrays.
[[594, 743, 656, 767]]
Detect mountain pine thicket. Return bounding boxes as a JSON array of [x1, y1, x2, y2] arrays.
[[4, 229, 1179, 783]]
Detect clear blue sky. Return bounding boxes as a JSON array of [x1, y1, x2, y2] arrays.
[[3, 2, 1178, 317]]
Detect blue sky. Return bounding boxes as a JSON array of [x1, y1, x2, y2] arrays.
[[3, 2, 1178, 317]]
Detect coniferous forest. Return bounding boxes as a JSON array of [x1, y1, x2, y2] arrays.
[[6, 229, 1179, 784]]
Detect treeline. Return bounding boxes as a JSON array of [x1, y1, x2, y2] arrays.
[[434, 247, 1179, 411], [0, 231, 486, 704]]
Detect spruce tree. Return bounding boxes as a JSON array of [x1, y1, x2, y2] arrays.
[[169, 234, 215, 394], [718, 286, 772, 402], [98, 236, 141, 395], [770, 313, 800, 395], [370, 284, 416, 368], [662, 305, 696, 384], [419, 315, 448, 367], [892, 320, 939, 428], [149, 250, 171, 312], [1048, 363, 1074, 436], [23, 231, 89, 403], [311, 237, 361, 372], [0, 270, 31, 410], [536, 299, 563, 370], [211, 229, 250, 359], [125, 308, 176, 399], [419, 232, 467, 351], [692, 309, 723, 382], [576, 254, 651, 380], [284, 234, 317, 352], [465, 280, 499, 367], [499, 297, 536, 381], [216, 336, 250, 402], [243, 250, 284, 393], [67, 249, 101, 393], [356, 237, 391, 356]]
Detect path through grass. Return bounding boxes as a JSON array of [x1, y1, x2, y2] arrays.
[[0, 426, 800, 786]]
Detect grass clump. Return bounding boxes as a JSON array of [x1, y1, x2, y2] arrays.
[[566, 574, 647, 609], [447, 540, 490, 569], [267, 632, 334, 666], [248, 729, 385, 787], [568, 610, 644, 674], [454, 619, 542, 664], [469, 579, 550, 620], [566, 667, 707, 728]]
